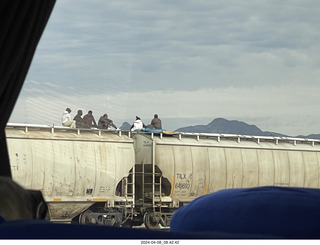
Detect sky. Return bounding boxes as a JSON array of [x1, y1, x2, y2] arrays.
[[9, 0, 320, 136]]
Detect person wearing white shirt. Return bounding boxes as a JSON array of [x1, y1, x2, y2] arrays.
[[61, 108, 76, 128], [130, 116, 146, 131]]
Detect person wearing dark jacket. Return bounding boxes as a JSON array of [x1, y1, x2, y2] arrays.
[[150, 114, 162, 129], [82, 110, 98, 128], [73, 110, 84, 128], [147, 114, 162, 129], [98, 114, 117, 129]]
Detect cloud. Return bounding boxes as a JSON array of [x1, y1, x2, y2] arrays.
[[33, 1, 320, 88], [10, 80, 320, 135], [11, 0, 320, 136]]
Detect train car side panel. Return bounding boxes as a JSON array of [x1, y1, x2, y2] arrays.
[[51, 140, 77, 198], [257, 149, 275, 186], [287, 151, 304, 187], [303, 151, 319, 188], [29, 140, 55, 197], [190, 147, 209, 198], [72, 141, 96, 197], [98, 142, 117, 197], [94, 143, 115, 197], [240, 149, 259, 188], [154, 144, 175, 194], [225, 148, 243, 189], [273, 150, 290, 186], [208, 147, 227, 192], [114, 144, 136, 190], [172, 146, 193, 202], [9, 139, 44, 191]]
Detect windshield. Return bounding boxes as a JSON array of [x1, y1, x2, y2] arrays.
[[9, 0, 320, 137]]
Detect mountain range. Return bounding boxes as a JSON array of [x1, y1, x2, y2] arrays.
[[120, 118, 320, 139]]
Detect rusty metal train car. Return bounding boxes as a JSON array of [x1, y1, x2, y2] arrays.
[[5, 123, 320, 229]]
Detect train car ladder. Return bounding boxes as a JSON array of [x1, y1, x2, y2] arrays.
[[139, 141, 162, 210], [152, 140, 162, 213], [123, 164, 135, 221]]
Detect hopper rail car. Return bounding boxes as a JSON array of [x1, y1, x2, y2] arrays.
[[5, 123, 320, 229]]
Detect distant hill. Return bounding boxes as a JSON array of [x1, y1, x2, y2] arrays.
[[175, 118, 287, 137], [297, 134, 320, 140], [119, 118, 320, 139], [120, 121, 131, 131]]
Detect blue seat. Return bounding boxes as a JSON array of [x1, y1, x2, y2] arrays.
[[170, 186, 320, 238]]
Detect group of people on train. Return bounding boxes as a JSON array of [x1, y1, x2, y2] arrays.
[[61, 108, 162, 131]]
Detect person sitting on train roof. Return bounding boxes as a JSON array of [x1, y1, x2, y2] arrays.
[[146, 114, 162, 130], [61, 108, 76, 128], [73, 110, 84, 128], [98, 113, 117, 130], [130, 116, 146, 131], [82, 110, 98, 128]]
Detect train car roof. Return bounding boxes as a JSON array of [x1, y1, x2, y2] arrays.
[[6, 123, 133, 143], [134, 130, 320, 151]]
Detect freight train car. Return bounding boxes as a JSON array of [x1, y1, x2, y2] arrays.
[[5, 124, 320, 229], [132, 132, 320, 228], [5, 124, 136, 226]]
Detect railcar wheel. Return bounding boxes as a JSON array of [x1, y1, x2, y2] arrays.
[[79, 210, 92, 224], [143, 212, 160, 229]]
